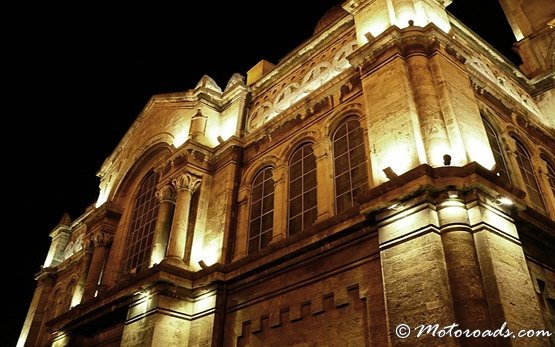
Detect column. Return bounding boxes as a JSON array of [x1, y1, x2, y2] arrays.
[[150, 184, 176, 266], [533, 157, 555, 218], [272, 165, 287, 241], [82, 232, 111, 301], [233, 186, 250, 260], [405, 51, 451, 167], [437, 193, 492, 346], [164, 172, 202, 268], [314, 140, 333, 221], [72, 240, 93, 306], [17, 270, 55, 347]]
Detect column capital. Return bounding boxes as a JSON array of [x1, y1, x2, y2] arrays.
[[86, 231, 113, 248], [156, 184, 177, 203], [313, 141, 329, 161], [172, 172, 202, 194]]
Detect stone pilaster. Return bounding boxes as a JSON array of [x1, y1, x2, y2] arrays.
[[150, 184, 176, 266], [72, 239, 94, 306], [164, 172, 201, 268], [272, 165, 287, 240], [404, 39, 451, 167], [17, 269, 56, 347], [437, 192, 492, 346], [314, 140, 334, 219], [233, 186, 250, 260], [469, 192, 548, 346], [82, 231, 112, 301]]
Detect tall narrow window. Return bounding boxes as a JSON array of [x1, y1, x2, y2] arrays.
[[333, 118, 368, 213], [123, 171, 160, 273], [546, 160, 555, 199], [63, 281, 76, 311], [288, 143, 317, 235], [248, 168, 274, 254], [482, 118, 510, 182], [515, 141, 547, 213], [50, 289, 63, 319]]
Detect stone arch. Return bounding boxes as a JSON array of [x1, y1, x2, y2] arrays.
[[109, 140, 173, 205], [279, 130, 319, 161], [477, 103, 507, 134], [323, 102, 365, 138], [243, 155, 280, 188], [63, 277, 78, 310]]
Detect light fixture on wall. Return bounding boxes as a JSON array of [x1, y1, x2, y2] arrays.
[[383, 167, 398, 180], [388, 200, 404, 211], [493, 195, 513, 206], [447, 190, 459, 199], [198, 260, 208, 269], [443, 154, 452, 166]]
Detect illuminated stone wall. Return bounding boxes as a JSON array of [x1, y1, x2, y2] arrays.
[[18, 0, 555, 346]]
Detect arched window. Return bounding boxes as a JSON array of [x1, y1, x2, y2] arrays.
[[248, 167, 274, 254], [63, 281, 76, 311], [545, 160, 555, 199], [514, 141, 547, 213], [49, 288, 64, 319], [332, 118, 368, 213], [122, 171, 160, 273], [288, 143, 317, 235], [482, 118, 510, 182]]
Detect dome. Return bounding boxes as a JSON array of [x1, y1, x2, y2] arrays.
[[313, 4, 349, 35]]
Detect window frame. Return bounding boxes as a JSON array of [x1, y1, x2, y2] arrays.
[[122, 171, 160, 274], [482, 117, 511, 182], [331, 117, 369, 214], [514, 140, 547, 213], [287, 142, 317, 236], [247, 167, 275, 254]]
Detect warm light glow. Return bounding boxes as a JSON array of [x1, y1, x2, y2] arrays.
[[194, 291, 215, 314], [352, 0, 451, 44], [465, 137, 495, 170], [71, 286, 84, 308], [448, 191, 458, 199], [96, 186, 110, 208], [495, 196, 514, 206], [150, 248, 164, 267], [173, 128, 189, 148], [219, 117, 237, 141], [383, 166, 398, 179], [133, 290, 151, 316], [430, 144, 452, 167], [388, 201, 403, 210], [359, 20, 390, 42], [382, 143, 414, 180], [191, 237, 221, 271]]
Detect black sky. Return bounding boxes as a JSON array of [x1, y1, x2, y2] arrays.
[[5, 1, 517, 345]]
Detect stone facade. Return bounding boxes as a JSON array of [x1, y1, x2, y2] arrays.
[[19, 0, 555, 346]]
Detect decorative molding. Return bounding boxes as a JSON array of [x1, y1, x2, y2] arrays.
[[172, 172, 202, 194], [156, 184, 177, 204], [247, 40, 358, 133]]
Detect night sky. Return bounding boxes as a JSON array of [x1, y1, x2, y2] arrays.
[[5, 1, 517, 345]]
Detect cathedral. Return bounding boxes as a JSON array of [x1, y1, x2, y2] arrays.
[[19, 0, 555, 346]]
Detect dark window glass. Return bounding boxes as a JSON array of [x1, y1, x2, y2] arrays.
[[332, 118, 368, 213], [248, 168, 274, 253], [123, 171, 160, 273], [515, 141, 547, 213], [288, 144, 317, 235], [482, 118, 510, 182]]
